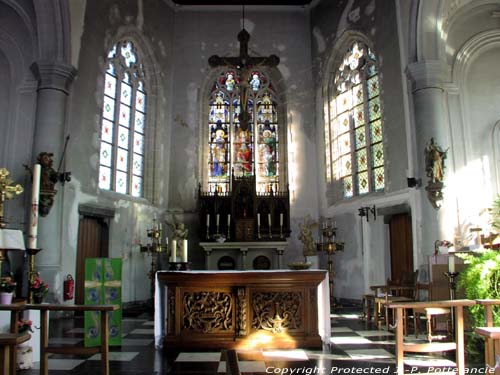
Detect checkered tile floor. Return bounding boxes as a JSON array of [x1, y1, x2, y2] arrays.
[[19, 309, 483, 374]]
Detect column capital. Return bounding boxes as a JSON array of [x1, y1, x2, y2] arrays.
[[30, 61, 77, 94], [406, 60, 451, 92]]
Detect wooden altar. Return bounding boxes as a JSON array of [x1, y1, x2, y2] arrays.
[[154, 270, 329, 350]]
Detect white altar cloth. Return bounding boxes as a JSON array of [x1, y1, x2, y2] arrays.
[[154, 269, 331, 348]]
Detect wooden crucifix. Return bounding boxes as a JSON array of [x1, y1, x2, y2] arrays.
[[208, 29, 280, 130]]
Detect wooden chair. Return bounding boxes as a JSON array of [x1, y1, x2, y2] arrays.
[[412, 283, 451, 341], [0, 332, 31, 374], [475, 299, 500, 371]]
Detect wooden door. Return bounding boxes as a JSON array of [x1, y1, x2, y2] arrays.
[[75, 216, 109, 304], [389, 213, 413, 283]]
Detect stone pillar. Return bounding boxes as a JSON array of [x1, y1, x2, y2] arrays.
[[407, 61, 451, 261], [29, 61, 77, 274]]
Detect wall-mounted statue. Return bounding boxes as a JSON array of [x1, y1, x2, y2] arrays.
[[298, 215, 318, 257], [425, 138, 448, 209]]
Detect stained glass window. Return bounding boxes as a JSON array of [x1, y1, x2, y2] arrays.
[[207, 70, 280, 194], [324, 41, 385, 198], [98, 40, 146, 197]]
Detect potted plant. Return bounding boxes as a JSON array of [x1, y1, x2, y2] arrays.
[[31, 275, 48, 303], [0, 276, 16, 304]]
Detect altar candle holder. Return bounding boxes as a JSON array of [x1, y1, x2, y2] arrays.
[[27, 248, 42, 304], [257, 213, 261, 239], [268, 214, 272, 239], [280, 214, 284, 239]]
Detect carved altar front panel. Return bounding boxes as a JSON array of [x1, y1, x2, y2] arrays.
[[158, 271, 326, 349]]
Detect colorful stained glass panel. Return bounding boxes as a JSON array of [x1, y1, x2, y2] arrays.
[[338, 112, 350, 134], [356, 148, 367, 171], [136, 91, 146, 112], [100, 142, 112, 167], [353, 105, 365, 127], [367, 76, 379, 99], [372, 142, 384, 168], [352, 84, 363, 106], [340, 154, 352, 176], [119, 104, 130, 127], [338, 133, 351, 155], [337, 91, 352, 114], [355, 126, 366, 149], [374, 166, 385, 191], [120, 82, 132, 105], [370, 120, 383, 143], [99, 166, 111, 190], [103, 96, 115, 121], [357, 171, 369, 195], [115, 171, 128, 194], [368, 97, 381, 121], [131, 175, 142, 197], [116, 148, 128, 171], [133, 133, 144, 154], [101, 119, 113, 144], [105, 74, 117, 98], [132, 154, 143, 175], [118, 126, 129, 149], [120, 42, 137, 67], [343, 176, 353, 198], [135, 112, 145, 133]]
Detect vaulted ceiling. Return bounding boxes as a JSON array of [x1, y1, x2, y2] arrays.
[[171, 0, 313, 5]]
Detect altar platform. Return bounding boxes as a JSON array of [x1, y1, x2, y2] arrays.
[[154, 270, 330, 350]]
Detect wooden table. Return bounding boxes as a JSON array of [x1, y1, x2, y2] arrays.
[[0, 303, 118, 375], [389, 299, 475, 375], [475, 299, 500, 369]]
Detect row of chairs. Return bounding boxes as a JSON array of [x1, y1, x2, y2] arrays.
[[362, 272, 451, 341]]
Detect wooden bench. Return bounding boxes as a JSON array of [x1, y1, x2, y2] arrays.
[[475, 327, 500, 375], [389, 299, 475, 375], [0, 332, 31, 374], [475, 299, 500, 371], [26, 303, 119, 375], [0, 302, 27, 375]]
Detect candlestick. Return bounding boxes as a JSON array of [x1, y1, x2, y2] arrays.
[[206, 214, 210, 226], [170, 239, 177, 262], [216, 214, 220, 226], [182, 239, 188, 262], [268, 213, 272, 227], [280, 213, 283, 226], [257, 213, 260, 226], [448, 252, 455, 273], [28, 164, 41, 249], [227, 214, 231, 239]]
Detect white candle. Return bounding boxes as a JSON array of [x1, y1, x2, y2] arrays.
[[280, 213, 283, 226], [28, 164, 41, 249], [257, 213, 260, 226], [268, 213, 272, 226], [206, 214, 210, 226], [448, 253, 455, 273], [216, 214, 220, 226], [182, 239, 188, 262], [227, 214, 231, 226], [170, 239, 177, 262]]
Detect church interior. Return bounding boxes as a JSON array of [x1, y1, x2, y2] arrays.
[[1, 0, 500, 373]]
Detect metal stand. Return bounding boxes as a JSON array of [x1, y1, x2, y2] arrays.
[[26, 248, 42, 303], [444, 271, 459, 336]]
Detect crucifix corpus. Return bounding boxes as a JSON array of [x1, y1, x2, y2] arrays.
[[208, 28, 280, 130]]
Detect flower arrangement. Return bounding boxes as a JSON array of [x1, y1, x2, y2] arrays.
[[17, 319, 33, 334], [0, 277, 16, 293], [31, 275, 49, 298]]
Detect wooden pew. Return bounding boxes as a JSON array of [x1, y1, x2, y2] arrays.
[[26, 303, 118, 375]]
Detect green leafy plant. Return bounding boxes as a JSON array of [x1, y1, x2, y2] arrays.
[[31, 275, 49, 297], [489, 195, 500, 233], [457, 250, 500, 356]]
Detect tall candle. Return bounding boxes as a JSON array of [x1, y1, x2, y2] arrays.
[[216, 214, 220, 226], [206, 214, 210, 226], [280, 213, 283, 226], [257, 213, 260, 226], [182, 239, 188, 262], [227, 214, 231, 226], [28, 164, 41, 249], [448, 253, 455, 273], [268, 213, 272, 226], [170, 240, 177, 262]]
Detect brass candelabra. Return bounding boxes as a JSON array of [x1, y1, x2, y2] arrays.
[[140, 221, 167, 298], [316, 220, 344, 309]]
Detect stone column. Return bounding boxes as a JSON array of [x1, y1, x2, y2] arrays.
[[29, 61, 77, 270], [407, 60, 451, 261]]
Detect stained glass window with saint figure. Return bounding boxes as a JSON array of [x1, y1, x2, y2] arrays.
[[208, 70, 280, 194], [99, 41, 147, 197], [324, 41, 385, 198]]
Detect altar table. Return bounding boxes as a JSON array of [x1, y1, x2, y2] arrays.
[[154, 270, 330, 349]]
